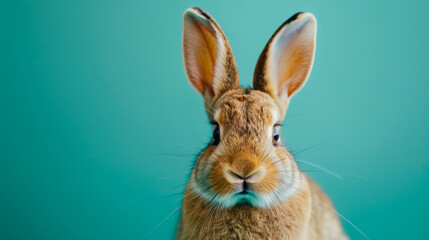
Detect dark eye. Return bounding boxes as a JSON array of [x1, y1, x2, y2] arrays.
[[273, 128, 280, 145], [213, 125, 220, 145]]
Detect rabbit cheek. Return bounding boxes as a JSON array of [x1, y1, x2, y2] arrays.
[[252, 165, 279, 194], [209, 162, 235, 195], [194, 146, 216, 181]]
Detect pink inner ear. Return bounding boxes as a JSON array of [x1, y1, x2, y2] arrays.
[[277, 83, 288, 98], [268, 13, 316, 99], [183, 12, 220, 96], [281, 44, 314, 97]]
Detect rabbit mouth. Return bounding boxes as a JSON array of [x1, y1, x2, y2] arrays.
[[238, 189, 249, 194], [191, 178, 301, 208], [216, 191, 263, 208], [234, 193, 256, 206]]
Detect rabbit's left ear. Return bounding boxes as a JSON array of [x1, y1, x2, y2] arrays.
[[253, 13, 317, 115], [183, 8, 239, 104]]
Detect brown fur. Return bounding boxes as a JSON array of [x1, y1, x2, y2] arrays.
[[179, 8, 348, 240], [177, 175, 347, 239], [178, 176, 311, 240]]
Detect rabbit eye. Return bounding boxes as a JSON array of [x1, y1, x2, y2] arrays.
[[273, 127, 280, 145], [213, 125, 220, 145]]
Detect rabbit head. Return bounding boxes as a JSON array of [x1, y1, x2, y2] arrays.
[[182, 7, 316, 208]]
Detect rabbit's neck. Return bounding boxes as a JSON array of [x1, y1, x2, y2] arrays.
[[178, 180, 312, 239]]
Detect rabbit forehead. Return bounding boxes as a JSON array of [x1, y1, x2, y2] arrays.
[[214, 89, 281, 135]]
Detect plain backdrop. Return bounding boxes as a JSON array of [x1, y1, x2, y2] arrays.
[[1, 0, 429, 239]]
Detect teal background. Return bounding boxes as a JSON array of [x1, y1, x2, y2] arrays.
[[1, 0, 428, 239]]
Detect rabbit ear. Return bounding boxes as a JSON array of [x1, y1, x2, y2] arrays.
[[253, 12, 317, 115], [183, 8, 239, 104]]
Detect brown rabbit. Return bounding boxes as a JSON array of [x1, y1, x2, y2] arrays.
[[176, 7, 348, 240]]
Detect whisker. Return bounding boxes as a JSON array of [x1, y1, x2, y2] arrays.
[[144, 205, 182, 239], [171, 141, 202, 152], [290, 142, 324, 156], [293, 189, 369, 240], [295, 159, 343, 180], [144, 152, 198, 160], [337, 173, 369, 180]]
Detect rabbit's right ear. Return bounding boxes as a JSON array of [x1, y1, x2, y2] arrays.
[[183, 8, 239, 105], [253, 13, 317, 116]]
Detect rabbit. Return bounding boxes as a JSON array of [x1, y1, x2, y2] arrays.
[[176, 7, 349, 240]]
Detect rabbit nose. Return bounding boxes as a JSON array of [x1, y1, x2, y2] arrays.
[[227, 170, 258, 181], [225, 168, 264, 184]]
